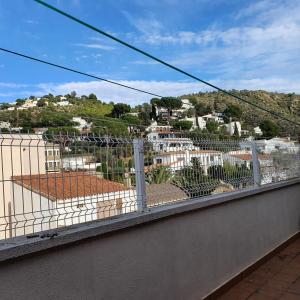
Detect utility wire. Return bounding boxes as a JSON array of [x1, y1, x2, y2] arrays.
[[0, 47, 163, 98], [33, 0, 300, 127]]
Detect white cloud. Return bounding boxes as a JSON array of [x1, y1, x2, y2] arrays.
[[0, 82, 28, 88], [35, 78, 300, 106], [75, 43, 115, 50]]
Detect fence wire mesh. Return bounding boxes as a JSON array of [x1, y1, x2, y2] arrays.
[[0, 133, 298, 240]]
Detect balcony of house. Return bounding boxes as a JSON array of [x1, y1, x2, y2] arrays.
[[0, 133, 299, 300]]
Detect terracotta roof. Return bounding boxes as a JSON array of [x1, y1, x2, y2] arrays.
[[157, 150, 221, 156], [13, 172, 128, 201], [230, 154, 271, 161], [146, 183, 187, 206]]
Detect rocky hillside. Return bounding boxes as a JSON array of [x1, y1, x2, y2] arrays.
[[181, 90, 300, 137]]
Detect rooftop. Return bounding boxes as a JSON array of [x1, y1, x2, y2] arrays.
[[146, 183, 187, 206], [13, 172, 128, 201], [156, 150, 221, 156]]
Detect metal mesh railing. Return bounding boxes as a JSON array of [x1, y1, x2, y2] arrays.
[[0, 133, 299, 240]]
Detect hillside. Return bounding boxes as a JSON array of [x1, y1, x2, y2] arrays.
[[0, 90, 299, 138], [181, 90, 300, 137]]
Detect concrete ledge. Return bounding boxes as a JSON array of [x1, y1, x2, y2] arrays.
[[0, 178, 299, 263]]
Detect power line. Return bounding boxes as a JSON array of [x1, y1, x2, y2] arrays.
[[0, 47, 163, 98], [33, 0, 300, 127]]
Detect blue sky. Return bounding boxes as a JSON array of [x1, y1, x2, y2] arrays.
[[0, 0, 300, 105]]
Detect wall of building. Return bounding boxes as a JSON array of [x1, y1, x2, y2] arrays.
[[0, 180, 299, 300], [0, 135, 47, 239]]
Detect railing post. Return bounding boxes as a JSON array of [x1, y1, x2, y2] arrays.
[[251, 141, 261, 187], [133, 139, 147, 212]]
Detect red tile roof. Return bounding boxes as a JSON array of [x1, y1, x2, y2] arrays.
[[230, 154, 271, 161], [13, 172, 128, 201]]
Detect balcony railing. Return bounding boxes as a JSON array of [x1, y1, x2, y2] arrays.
[[0, 132, 299, 240]]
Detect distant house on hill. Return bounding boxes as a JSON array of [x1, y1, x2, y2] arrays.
[[225, 121, 241, 136], [72, 117, 92, 133], [153, 150, 223, 175]]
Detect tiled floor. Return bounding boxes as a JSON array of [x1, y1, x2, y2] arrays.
[[218, 238, 300, 299]]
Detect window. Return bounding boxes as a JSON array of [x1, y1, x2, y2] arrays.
[[159, 144, 164, 151], [48, 150, 53, 156], [77, 203, 84, 209], [210, 156, 214, 162], [156, 158, 162, 164], [177, 157, 185, 162]]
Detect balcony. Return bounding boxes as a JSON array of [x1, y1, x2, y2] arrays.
[[0, 133, 299, 299]]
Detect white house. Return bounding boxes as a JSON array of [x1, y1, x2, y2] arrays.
[[146, 121, 172, 133], [62, 155, 101, 171], [254, 126, 263, 136], [45, 143, 61, 172], [0, 121, 11, 129], [0, 134, 47, 239], [72, 117, 92, 133], [181, 99, 194, 111], [202, 113, 224, 124], [255, 138, 299, 154], [152, 149, 223, 175], [54, 100, 71, 107], [154, 98, 194, 120], [11, 172, 137, 236], [21, 99, 38, 109], [225, 121, 242, 136]]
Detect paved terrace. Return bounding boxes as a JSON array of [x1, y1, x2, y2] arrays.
[[218, 237, 300, 300]]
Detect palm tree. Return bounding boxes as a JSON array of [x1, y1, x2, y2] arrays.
[[146, 166, 173, 184]]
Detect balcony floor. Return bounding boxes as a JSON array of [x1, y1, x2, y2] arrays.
[[218, 237, 300, 299]]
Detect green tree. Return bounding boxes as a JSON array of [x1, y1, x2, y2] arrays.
[[223, 104, 242, 122], [0, 103, 11, 110], [259, 120, 279, 138], [195, 102, 211, 116], [233, 122, 239, 137], [172, 120, 193, 131], [206, 120, 219, 133], [88, 93, 97, 100], [37, 99, 47, 107], [111, 103, 131, 118], [15, 99, 25, 107], [146, 166, 172, 184], [153, 97, 182, 120]]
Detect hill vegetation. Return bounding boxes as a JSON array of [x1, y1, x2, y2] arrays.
[[0, 90, 299, 138], [181, 90, 300, 137]]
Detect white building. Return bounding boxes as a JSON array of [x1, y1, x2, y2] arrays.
[[202, 113, 224, 124], [181, 99, 194, 111], [154, 98, 194, 120], [62, 155, 101, 171], [254, 126, 263, 136], [72, 117, 92, 133], [54, 101, 71, 107], [11, 172, 137, 236], [225, 121, 242, 136], [0, 121, 11, 129], [0, 134, 47, 239], [45, 143, 61, 172], [255, 138, 299, 154], [146, 121, 172, 133], [152, 149, 223, 175]]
